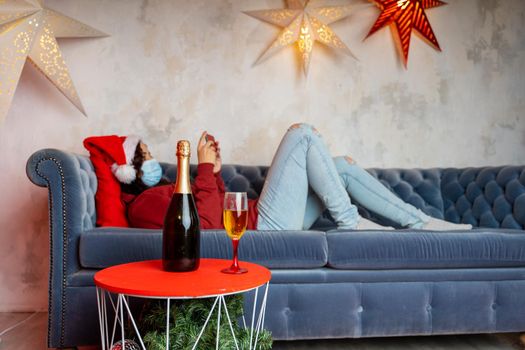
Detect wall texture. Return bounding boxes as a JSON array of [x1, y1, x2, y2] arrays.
[[0, 0, 523, 311]]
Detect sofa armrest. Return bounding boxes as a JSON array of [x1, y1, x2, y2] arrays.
[[26, 148, 97, 347]]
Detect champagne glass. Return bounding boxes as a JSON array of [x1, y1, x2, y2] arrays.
[[222, 192, 248, 274]]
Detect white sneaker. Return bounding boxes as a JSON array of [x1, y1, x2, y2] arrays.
[[355, 217, 394, 230], [421, 217, 472, 231]]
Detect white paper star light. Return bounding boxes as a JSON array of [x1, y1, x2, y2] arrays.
[[244, 0, 356, 76], [0, 0, 108, 123]]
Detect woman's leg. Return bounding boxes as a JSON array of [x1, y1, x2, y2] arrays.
[[302, 189, 325, 230], [257, 123, 359, 230], [332, 156, 430, 228]]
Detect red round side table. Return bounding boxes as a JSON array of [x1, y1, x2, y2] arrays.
[[94, 258, 271, 350]]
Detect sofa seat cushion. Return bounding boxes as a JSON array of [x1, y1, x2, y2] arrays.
[[327, 228, 525, 269], [79, 228, 327, 269]]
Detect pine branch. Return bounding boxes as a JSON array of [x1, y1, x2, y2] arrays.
[[137, 295, 273, 349]]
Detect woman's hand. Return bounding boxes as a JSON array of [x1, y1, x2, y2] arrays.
[[197, 131, 217, 166], [213, 140, 222, 174]]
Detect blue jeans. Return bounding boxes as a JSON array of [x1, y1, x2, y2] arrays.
[[256, 123, 430, 230]]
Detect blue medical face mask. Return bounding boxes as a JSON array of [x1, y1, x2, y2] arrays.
[[141, 159, 162, 187]]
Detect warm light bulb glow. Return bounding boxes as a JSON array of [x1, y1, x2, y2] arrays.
[[397, 0, 410, 10], [298, 20, 313, 52], [300, 25, 309, 35]]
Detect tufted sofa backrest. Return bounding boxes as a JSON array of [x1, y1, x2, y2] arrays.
[[441, 166, 525, 229], [27, 149, 525, 232], [123, 163, 525, 230]]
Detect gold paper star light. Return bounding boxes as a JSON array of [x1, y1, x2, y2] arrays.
[[0, 0, 107, 123], [365, 0, 446, 67], [244, 0, 356, 76]]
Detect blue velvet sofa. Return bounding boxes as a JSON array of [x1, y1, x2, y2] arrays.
[[26, 148, 525, 348]]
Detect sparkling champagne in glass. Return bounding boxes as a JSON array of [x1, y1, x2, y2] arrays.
[[222, 192, 248, 274]]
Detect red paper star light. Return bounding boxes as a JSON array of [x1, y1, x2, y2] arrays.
[[366, 0, 446, 67]]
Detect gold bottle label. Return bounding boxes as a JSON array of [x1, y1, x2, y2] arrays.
[[174, 140, 192, 194]]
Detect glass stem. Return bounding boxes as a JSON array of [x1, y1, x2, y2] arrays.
[[232, 239, 240, 270]]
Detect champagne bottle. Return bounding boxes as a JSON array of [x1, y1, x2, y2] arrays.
[[162, 140, 201, 272]]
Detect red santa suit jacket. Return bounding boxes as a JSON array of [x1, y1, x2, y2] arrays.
[[124, 163, 259, 230]]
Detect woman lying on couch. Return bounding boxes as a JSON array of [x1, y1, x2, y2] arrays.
[[84, 123, 471, 231]]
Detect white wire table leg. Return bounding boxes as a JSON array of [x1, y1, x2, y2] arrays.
[[191, 296, 220, 350], [261, 283, 269, 332], [121, 296, 147, 350], [108, 292, 118, 314], [102, 290, 109, 348], [110, 293, 121, 347], [253, 291, 264, 349], [100, 289, 107, 349], [253, 283, 269, 350], [96, 288, 106, 350], [166, 298, 170, 350], [216, 296, 222, 350], [249, 287, 259, 349], [120, 294, 125, 349], [221, 296, 240, 350]]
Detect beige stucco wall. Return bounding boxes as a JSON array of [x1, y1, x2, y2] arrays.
[[0, 0, 523, 311]]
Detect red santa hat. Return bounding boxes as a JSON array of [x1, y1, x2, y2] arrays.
[[111, 135, 142, 184], [84, 134, 142, 184]]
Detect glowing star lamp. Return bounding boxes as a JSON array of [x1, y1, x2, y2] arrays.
[[0, 0, 108, 123], [244, 0, 356, 76], [365, 0, 446, 67]]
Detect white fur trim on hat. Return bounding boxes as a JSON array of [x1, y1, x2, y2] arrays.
[[111, 163, 137, 184], [122, 135, 142, 165]]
